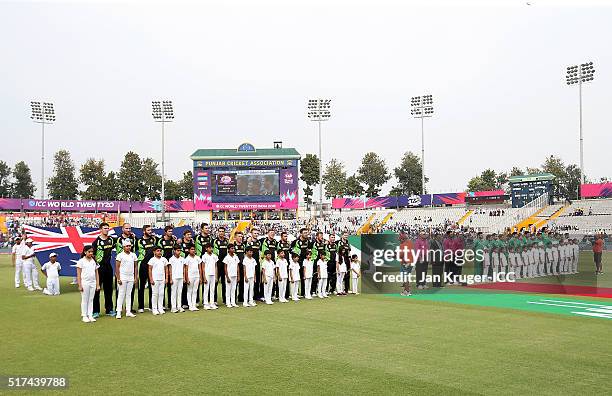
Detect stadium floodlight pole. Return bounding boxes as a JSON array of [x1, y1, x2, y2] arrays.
[[30, 101, 55, 200], [411, 95, 434, 195], [307, 98, 332, 220], [152, 100, 174, 224], [565, 62, 595, 195]]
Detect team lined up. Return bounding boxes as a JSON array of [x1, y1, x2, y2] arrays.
[[74, 223, 361, 323]]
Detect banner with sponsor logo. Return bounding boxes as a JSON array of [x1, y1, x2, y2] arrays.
[[581, 182, 612, 198], [332, 195, 432, 209], [0, 198, 195, 213]]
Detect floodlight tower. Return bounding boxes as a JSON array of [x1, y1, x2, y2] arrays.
[[152, 100, 174, 224], [307, 98, 332, 220], [565, 62, 595, 190], [30, 101, 55, 199], [411, 95, 434, 195]]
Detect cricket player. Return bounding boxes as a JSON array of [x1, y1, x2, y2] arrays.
[[41, 252, 61, 295], [12, 236, 24, 288], [115, 240, 138, 319], [22, 238, 41, 291]]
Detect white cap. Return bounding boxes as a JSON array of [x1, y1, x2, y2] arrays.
[[49, 252, 58, 258], [26, 238, 33, 243], [122, 239, 132, 247]]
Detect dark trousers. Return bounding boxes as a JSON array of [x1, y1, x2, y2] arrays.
[[254, 263, 263, 299], [444, 260, 455, 284], [237, 263, 245, 302], [342, 254, 351, 292], [166, 283, 172, 309], [93, 264, 114, 314], [416, 261, 429, 286], [454, 261, 465, 285], [311, 272, 318, 296], [138, 262, 152, 310], [431, 262, 444, 287], [215, 261, 226, 304], [327, 261, 336, 293], [299, 261, 306, 297]]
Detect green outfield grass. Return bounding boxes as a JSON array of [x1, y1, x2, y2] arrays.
[[1, 252, 611, 395]]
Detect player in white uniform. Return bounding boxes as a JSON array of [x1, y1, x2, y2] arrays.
[[482, 247, 491, 281], [537, 243, 546, 276], [261, 251, 276, 305], [202, 244, 218, 310], [551, 241, 560, 275], [76, 245, 100, 323], [288, 253, 301, 301], [12, 236, 24, 288], [275, 250, 289, 303], [242, 248, 257, 307], [491, 247, 500, 281], [302, 250, 314, 300], [115, 240, 138, 318], [572, 239, 580, 274], [22, 239, 42, 291], [499, 247, 508, 279], [316, 252, 329, 298], [528, 245, 536, 278], [185, 245, 203, 311], [521, 247, 531, 279], [148, 246, 169, 315], [168, 245, 186, 313], [41, 252, 61, 295], [350, 255, 360, 294], [223, 244, 240, 308]]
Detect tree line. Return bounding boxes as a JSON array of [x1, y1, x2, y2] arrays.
[[0, 150, 192, 201]]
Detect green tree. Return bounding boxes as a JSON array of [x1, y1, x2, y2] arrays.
[[164, 179, 183, 201], [12, 161, 35, 198], [357, 152, 389, 197], [104, 171, 120, 201], [47, 149, 79, 199], [322, 159, 347, 198], [118, 152, 145, 201], [141, 157, 162, 200], [467, 169, 499, 192], [510, 167, 523, 177], [564, 164, 581, 200], [345, 174, 364, 196], [392, 151, 426, 195], [179, 171, 193, 200], [0, 161, 11, 197], [300, 154, 320, 208], [80, 158, 107, 200], [526, 167, 541, 175]]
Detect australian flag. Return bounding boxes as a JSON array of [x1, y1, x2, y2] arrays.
[[24, 225, 192, 277]]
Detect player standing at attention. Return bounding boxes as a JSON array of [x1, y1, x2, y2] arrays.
[[246, 228, 263, 301], [275, 249, 289, 303], [213, 227, 229, 305], [202, 244, 218, 310], [115, 240, 138, 319], [114, 223, 137, 312], [291, 228, 312, 298], [233, 232, 246, 304], [159, 226, 176, 310], [260, 229, 279, 299], [336, 253, 347, 295], [184, 245, 203, 311], [242, 247, 257, 307], [288, 253, 301, 301], [316, 251, 329, 298], [178, 229, 196, 309], [21, 238, 41, 291], [350, 255, 360, 294], [41, 252, 61, 296], [278, 231, 292, 300], [262, 250, 276, 305], [168, 245, 186, 313], [310, 232, 328, 297], [137, 225, 159, 313], [223, 244, 240, 308], [91, 222, 116, 318], [302, 249, 314, 300], [326, 234, 338, 295], [76, 245, 100, 323], [148, 246, 168, 316], [11, 236, 24, 288]]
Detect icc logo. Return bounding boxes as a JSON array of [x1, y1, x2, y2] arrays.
[[220, 175, 232, 184], [408, 195, 421, 206]]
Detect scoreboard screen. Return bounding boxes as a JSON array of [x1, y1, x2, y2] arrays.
[[212, 169, 280, 202], [511, 180, 553, 208]]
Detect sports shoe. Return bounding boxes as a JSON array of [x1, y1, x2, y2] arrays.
[[232, 304, 239, 308], [179, 308, 185, 313], [159, 310, 165, 315], [27, 287, 34, 291], [126, 312, 136, 318], [171, 309, 178, 313], [266, 301, 274, 305], [243, 303, 249, 308], [88, 316, 96, 322], [152, 310, 159, 315], [108, 310, 117, 316], [43, 288, 50, 295], [34, 286, 43, 291], [116, 314, 122, 319], [92, 313, 100, 319], [15, 284, 20, 288], [305, 296, 313, 300], [249, 302, 257, 307], [204, 305, 211, 310], [138, 309, 144, 313], [82, 317, 90, 323], [292, 298, 299, 302]]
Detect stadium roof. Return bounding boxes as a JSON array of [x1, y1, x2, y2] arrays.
[[508, 173, 556, 183], [190, 144, 301, 160]]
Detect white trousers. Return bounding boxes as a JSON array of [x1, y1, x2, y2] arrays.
[[225, 276, 237, 306], [80, 282, 96, 318], [116, 280, 134, 313], [15, 261, 23, 286], [317, 277, 327, 296], [277, 278, 287, 301], [351, 277, 358, 293], [171, 278, 183, 311], [289, 280, 299, 300], [151, 281, 165, 312], [304, 278, 312, 297], [46, 277, 60, 295], [263, 276, 274, 303], [244, 278, 254, 304], [24, 262, 40, 288], [203, 275, 215, 306], [336, 272, 345, 293], [187, 278, 200, 309]]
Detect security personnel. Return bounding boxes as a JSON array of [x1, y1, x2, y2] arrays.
[[278, 232, 292, 299], [159, 226, 176, 309], [310, 232, 329, 296], [137, 224, 159, 312], [246, 228, 262, 299], [195, 223, 213, 257], [338, 232, 351, 292], [327, 233, 339, 294], [92, 222, 116, 318], [213, 227, 229, 304], [234, 231, 246, 303], [291, 228, 312, 297]]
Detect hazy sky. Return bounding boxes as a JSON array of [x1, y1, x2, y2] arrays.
[[1, 0, 610, 199]]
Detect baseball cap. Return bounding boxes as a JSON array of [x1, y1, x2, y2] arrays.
[[49, 252, 58, 258], [26, 238, 33, 243]]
